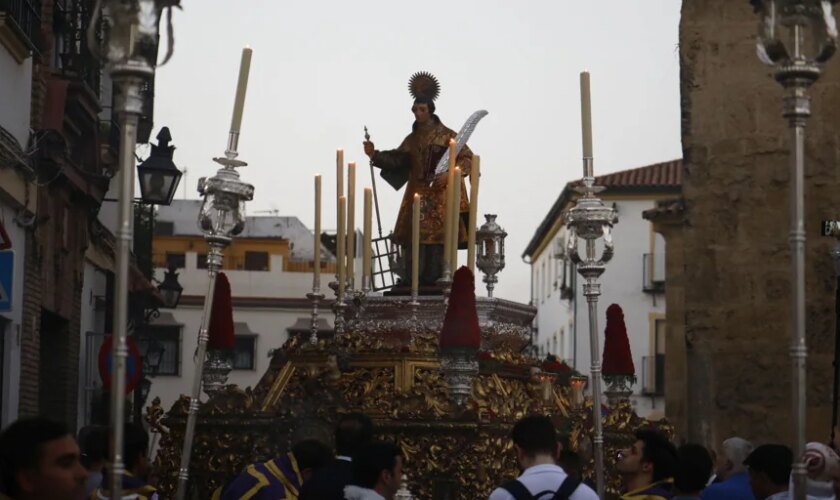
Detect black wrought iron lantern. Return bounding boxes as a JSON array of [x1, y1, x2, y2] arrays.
[[157, 265, 183, 309], [137, 127, 182, 206]]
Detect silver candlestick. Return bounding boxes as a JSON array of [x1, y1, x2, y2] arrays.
[[87, 2, 178, 498], [175, 104, 255, 500], [753, 2, 837, 498], [307, 291, 325, 344], [565, 71, 616, 495]]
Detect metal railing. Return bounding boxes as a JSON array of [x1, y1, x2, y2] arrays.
[[55, 0, 102, 98], [641, 354, 665, 396], [0, 0, 41, 49], [642, 253, 665, 293]]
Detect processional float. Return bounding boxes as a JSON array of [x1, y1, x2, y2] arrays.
[[149, 70, 672, 499]]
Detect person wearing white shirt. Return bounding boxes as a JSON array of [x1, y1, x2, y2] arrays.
[[488, 415, 599, 500]]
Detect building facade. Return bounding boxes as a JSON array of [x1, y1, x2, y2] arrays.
[[145, 200, 337, 413], [523, 160, 681, 417]]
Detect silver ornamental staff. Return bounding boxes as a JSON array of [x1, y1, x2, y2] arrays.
[[753, 2, 838, 499], [86, 2, 178, 499], [175, 47, 255, 500], [565, 71, 615, 499]]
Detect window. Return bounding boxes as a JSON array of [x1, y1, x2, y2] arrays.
[[137, 325, 181, 376], [231, 336, 256, 370], [197, 254, 208, 269], [155, 221, 174, 236], [244, 251, 269, 271], [548, 258, 552, 297], [166, 252, 186, 269], [654, 319, 666, 393], [552, 335, 557, 355]]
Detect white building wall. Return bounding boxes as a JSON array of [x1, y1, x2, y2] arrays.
[[532, 198, 665, 417], [0, 47, 32, 147], [77, 262, 109, 430], [0, 204, 26, 427], [147, 301, 310, 413]]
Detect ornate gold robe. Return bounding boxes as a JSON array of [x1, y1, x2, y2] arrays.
[[373, 120, 473, 246]]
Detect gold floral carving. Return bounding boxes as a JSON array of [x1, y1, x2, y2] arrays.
[[150, 299, 668, 499]]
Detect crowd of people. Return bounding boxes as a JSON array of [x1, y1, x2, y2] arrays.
[[1, 413, 840, 500]]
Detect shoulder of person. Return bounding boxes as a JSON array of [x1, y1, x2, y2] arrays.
[[488, 486, 515, 500], [570, 482, 599, 500]]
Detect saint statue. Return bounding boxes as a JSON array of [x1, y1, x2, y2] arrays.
[[363, 72, 474, 287]]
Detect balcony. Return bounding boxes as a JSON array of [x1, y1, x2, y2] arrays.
[[642, 253, 665, 294], [641, 354, 665, 396], [54, 0, 101, 98], [0, 0, 41, 57]]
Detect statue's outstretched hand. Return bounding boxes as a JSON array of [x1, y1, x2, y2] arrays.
[[363, 141, 375, 158]]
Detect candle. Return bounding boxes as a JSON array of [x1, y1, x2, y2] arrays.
[[363, 188, 372, 290], [467, 157, 480, 274], [412, 194, 421, 294], [230, 46, 253, 133], [336, 149, 344, 199], [580, 71, 593, 176], [347, 162, 356, 289], [336, 149, 343, 284], [451, 167, 462, 271], [338, 196, 346, 298], [314, 174, 322, 288], [443, 138, 457, 270]]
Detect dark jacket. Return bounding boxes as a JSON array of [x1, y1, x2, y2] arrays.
[[298, 458, 354, 500]]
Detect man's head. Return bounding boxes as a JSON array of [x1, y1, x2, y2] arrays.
[[335, 413, 374, 458], [78, 426, 108, 471], [352, 442, 403, 499], [510, 415, 560, 467], [291, 439, 332, 483], [744, 444, 792, 499], [0, 417, 88, 500], [123, 423, 149, 476], [616, 429, 678, 485], [410, 98, 436, 125], [715, 437, 754, 480], [674, 444, 714, 495]]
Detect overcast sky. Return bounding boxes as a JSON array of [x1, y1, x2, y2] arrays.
[[153, 1, 682, 303]]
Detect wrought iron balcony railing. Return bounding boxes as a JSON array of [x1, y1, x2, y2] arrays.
[[0, 0, 41, 50], [54, 0, 102, 98]]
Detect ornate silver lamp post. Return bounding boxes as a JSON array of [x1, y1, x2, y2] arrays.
[[87, 2, 178, 498], [475, 214, 507, 297], [175, 50, 255, 500], [564, 71, 615, 498], [753, 2, 837, 498]]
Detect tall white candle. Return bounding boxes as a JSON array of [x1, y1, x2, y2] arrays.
[[580, 71, 593, 176], [338, 196, 346, 298], [363, 188, 372, 289], [412, 194, 421, 294], [314, 175, 321, 288], [347, 162, 356, 289], [451, 167, 462, 271], [467, 157, 480, 274], [230, 47, 253, 133]]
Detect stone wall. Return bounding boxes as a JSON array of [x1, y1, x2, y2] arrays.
[[678, 0, 840, 446]]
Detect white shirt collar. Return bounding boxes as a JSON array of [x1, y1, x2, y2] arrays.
[[336, 455, 352, 462], [520, 464, 565, 476]]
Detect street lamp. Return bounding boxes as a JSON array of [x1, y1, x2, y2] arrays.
[[138, 127, 182, 206], [753, 2, 838, 498], [157, 265, 183, 309], [87, 2, 180, 497]]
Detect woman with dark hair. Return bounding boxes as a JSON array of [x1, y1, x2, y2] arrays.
[[363, 72, 475, 287]]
